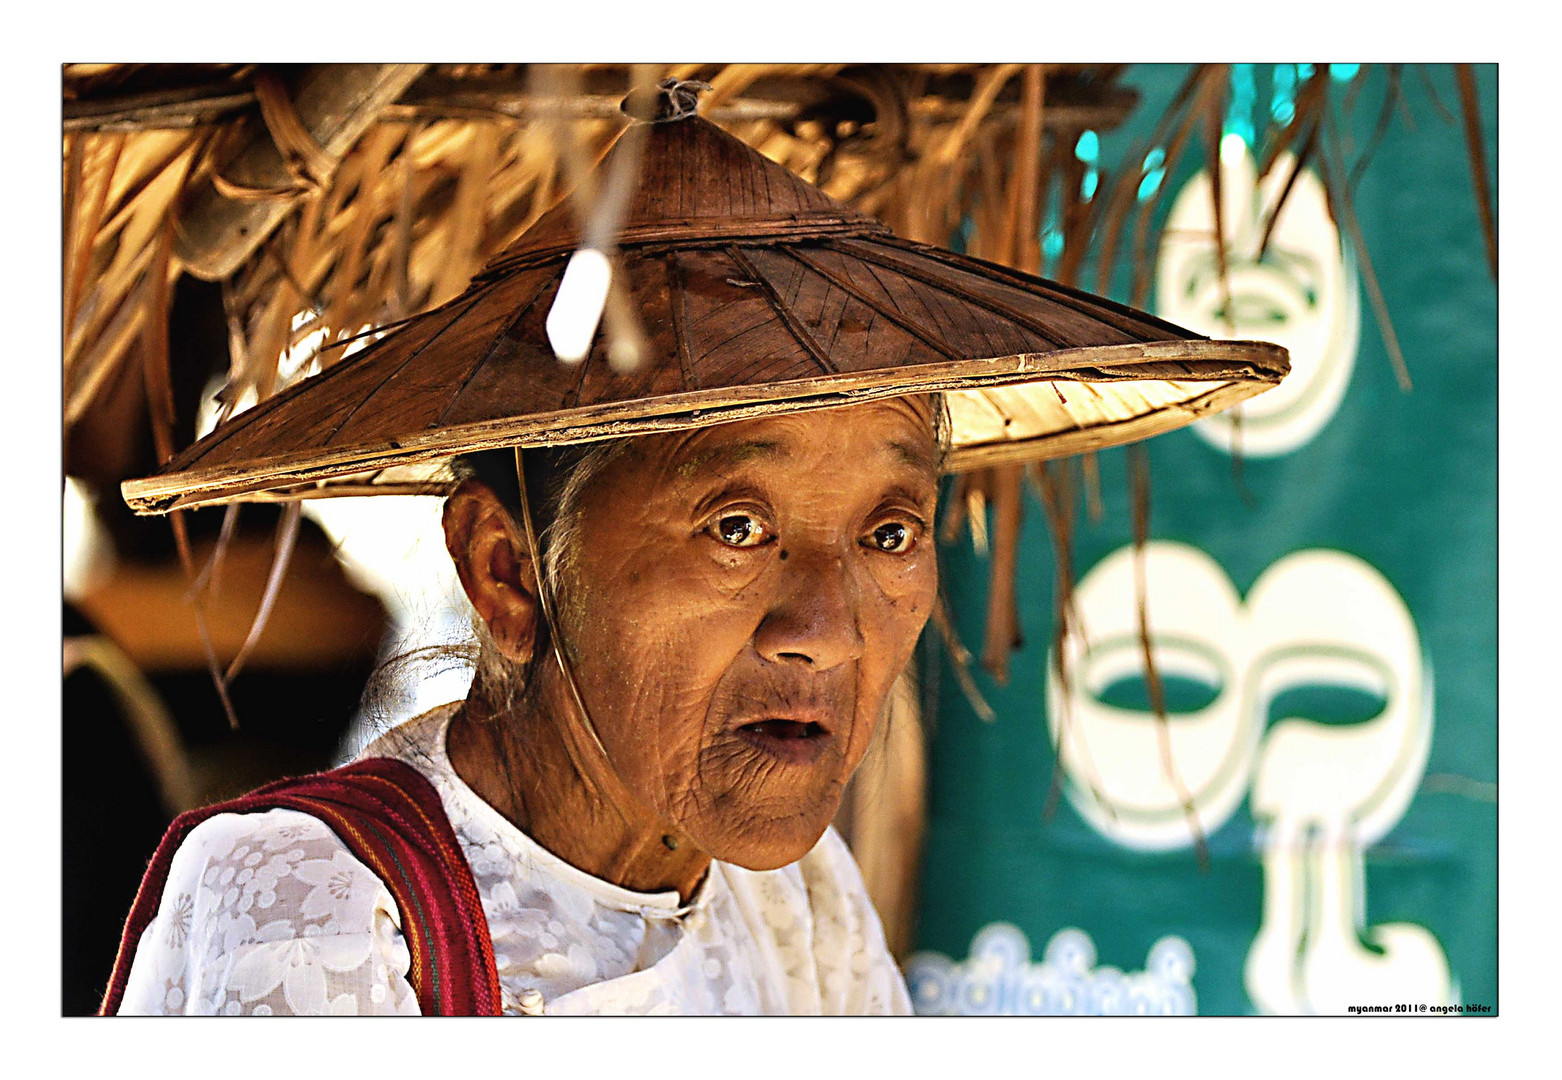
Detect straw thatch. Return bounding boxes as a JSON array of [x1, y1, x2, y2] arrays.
[[64, 62, 1496, 482], [64, 64, 1153, 435]]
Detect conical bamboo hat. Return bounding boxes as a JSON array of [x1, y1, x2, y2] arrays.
[[123, 91, 1287, 515]]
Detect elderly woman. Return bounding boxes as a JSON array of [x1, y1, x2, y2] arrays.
[[113, 399, 940, 1015], [103, 82, 1284, 1016]]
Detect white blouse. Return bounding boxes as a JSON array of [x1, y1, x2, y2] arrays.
[[117, 705, 912, 1016]]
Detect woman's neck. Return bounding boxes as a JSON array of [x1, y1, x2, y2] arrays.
[[445, 671, 712, 903]]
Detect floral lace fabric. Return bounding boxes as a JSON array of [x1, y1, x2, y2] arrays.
[[118, 705, 911, 1016]]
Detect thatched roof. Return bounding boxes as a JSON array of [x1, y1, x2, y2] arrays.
[[62, 63, 1142, 454]]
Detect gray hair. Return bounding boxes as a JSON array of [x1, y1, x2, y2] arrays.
[[534, 438, 636, 610]]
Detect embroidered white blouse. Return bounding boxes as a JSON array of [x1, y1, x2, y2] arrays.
[[117, 705, 913, 1016]]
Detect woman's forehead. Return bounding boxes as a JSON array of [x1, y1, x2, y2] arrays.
[[652, 397, 939, 478]]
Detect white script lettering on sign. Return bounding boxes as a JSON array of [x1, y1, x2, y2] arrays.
[[904, 923, 1196, 1016], [1155, 142, 1360, 457], [1046, 542, 1453, 1013]]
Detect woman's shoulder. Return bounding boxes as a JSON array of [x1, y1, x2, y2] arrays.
[[161, 799, 408, 949], [171, 804, 346, 867], [167, 806, 392, 924], [118, 807, 417, 1015]]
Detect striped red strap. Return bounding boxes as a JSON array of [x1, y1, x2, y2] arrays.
[[99, 757, 502, 1016]]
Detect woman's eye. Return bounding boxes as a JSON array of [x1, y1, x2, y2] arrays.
[[868, 521, 916, 554], [710, 513, 769, 548]]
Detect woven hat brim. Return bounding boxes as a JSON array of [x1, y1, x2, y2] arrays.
[[122, 338, 1284, 514]]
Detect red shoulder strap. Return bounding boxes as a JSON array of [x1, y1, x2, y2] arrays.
[[100, 757, 502, 1016]]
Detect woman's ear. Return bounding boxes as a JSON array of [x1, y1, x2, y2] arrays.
[[442, 479, 539, 665]]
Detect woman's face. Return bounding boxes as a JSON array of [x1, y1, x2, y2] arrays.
[[554, 398, 940, 870]]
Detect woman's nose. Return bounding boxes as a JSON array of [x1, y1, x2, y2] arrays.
[[753, 548, 866, 670]]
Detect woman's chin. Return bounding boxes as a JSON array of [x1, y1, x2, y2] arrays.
[[693, 800, 842, 872], [717, 835, 828, 872]]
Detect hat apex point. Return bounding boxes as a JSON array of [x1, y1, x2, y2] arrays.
[[621, 78, 712, 123]]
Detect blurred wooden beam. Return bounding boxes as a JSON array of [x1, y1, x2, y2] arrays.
[[64, 81, 257, 132], [69, 65, 1138, 135], [77, 527, 387, 673], [174, 64, 428, 281]]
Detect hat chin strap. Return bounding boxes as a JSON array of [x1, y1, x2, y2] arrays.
[[511, 446, 617, 779], [511, 448, 698, 873]]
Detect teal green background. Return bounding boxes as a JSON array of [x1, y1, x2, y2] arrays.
[[913, 64, 1497, 1015]]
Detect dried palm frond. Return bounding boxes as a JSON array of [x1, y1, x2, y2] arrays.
[[930, 594, 996, 724], [1128, 67, 1221, 309], [224, 502, 302, 683], [1345, 64, 1402, 195], [1129, 443, 1208, 872], [1454, 65, 1498, 281], [1317, 108, 1413, 393], [1093, 65, 1203, 297], [1028, 459, 1079, 821], [1200, 64, 1234, 333]]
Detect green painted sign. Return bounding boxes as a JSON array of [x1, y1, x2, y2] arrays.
[[910, 64, 1497, 1016]]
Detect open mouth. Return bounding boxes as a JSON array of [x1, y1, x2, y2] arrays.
[[740, 719, 826, 740], [735, 717, 835, 763]]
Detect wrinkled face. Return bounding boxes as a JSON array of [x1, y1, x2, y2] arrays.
[[556, 398, 940, 870]]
